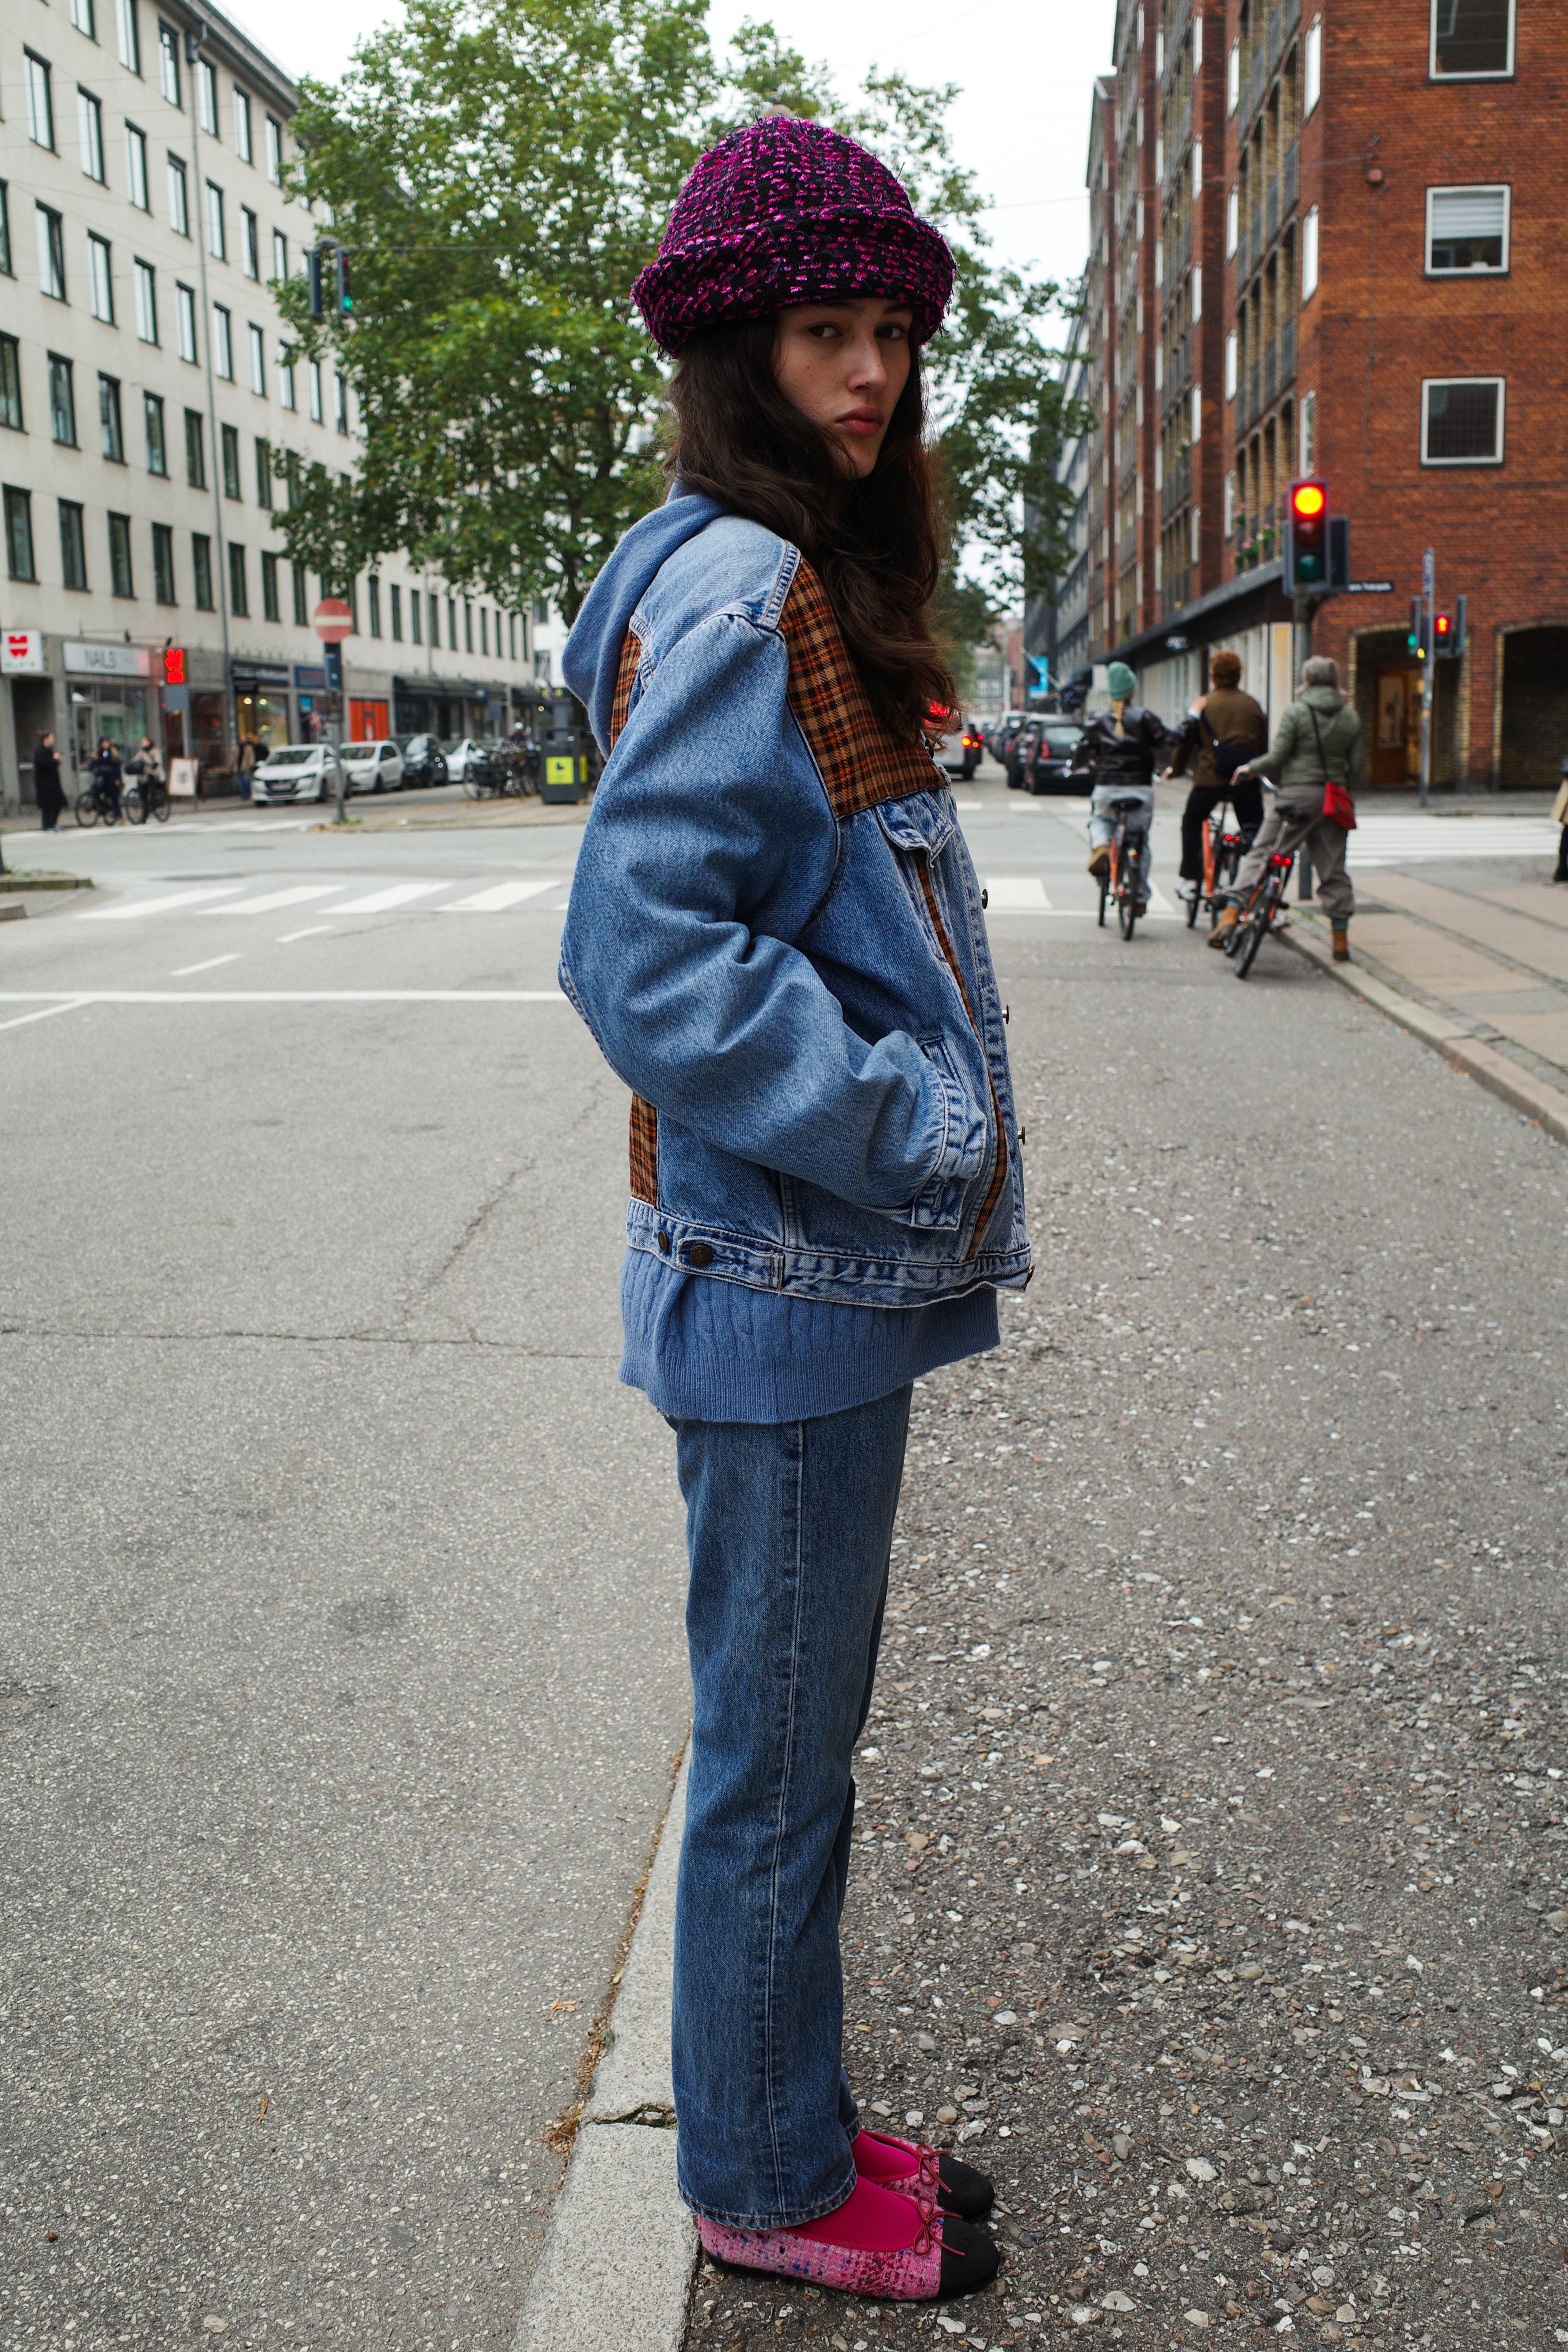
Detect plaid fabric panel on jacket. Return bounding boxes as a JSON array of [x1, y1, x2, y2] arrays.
[[781, 563, 943, 819], [609, 628, 659, 1205], [610, 628, 642, 747]]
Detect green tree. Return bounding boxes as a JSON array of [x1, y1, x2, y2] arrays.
[[278, 1, 1082, 633]]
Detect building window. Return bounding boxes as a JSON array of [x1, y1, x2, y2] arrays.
[[1427, 184, 1509, 273], [108, 509, 134, 595], [1301, 390, 1317, 473], [368, 575, 382, 637], [1301, 206, 1320, 300], [261, 548, 280, 621], [50, 355, 78, 446], [1224, 328, 1238, 400], [240, 206, 259, 279], [79, 88, 107, 180], [38, 206, 68, 301], [1223, 469, 1236, 537], [126, 122, 149, 207], [265, 115, 283, 186], [291, 560, 307, 624], [134, 258, 157, 342], [248, 321, 266, 395], [192, 531, 213, 608], [221, 421, 241, 498], [462, 600, 472, 653], [480, 604, 488, 656], [212, 303, 233, 378], [4, 486, 37, 581], [334, 373, 349, 434], [176, 281, 197, 361], [1191, 264, 1203, 321], [26, 53, 56, 151], [1431, 0, 1514, 78], [1226, 39, 1239, 114], [197, 56, 217, 135], [271, 227, 288, 282], [0, 337, 21, 431], [1190, 384, 1202, 442], [409, 588, 422, 645], [206, 181, 225, 259], [254, 435, 272, 506], [88, 232, 114, 321], [279, 353, 296, 410], [168, 153, 189, 235], [72, 0, 98, 37], [99, 372, 124, 460], [145, 389, 166, 473], [157, 19, 180, 105], [153, 518, 175, 602], [60, 499, 89, 589], [117, 0, 141, 73], [233, 86, 252, 163], [0, 184, 11, 277], [1422, 376, 1504, 464], [445, 595, 454, 648], [1192, 141, 1203, 197], [184, 406, 205, 487], [228, 541, 248, 615], [390, 583, 402, 642], [308, 359, 323, 422]]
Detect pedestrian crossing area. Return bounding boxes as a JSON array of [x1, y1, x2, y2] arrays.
[[78, 876, 567, 922], [1345, 817, 1562, 866]]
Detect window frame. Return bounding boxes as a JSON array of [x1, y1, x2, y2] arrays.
[[184, 405, 206, 487], [228, 539, 248, 617], [168, 152, 190, 236], [145, 388, 167, 474], [233, 86, 252, 164], [1421, 374, 1506, 466], [50, 354, 78, 446], [60, 498, 90, 591], [26, 52, 57, 151], [117, 0, 141, 74], [1301, 205, 1320, 301], [1305, 15, 1322, 114], [176, 280, 198, 362], [1425, 182, 1511, 275], [265, 115, 284, 186], [192, 530, 214, 610], [206, 179, 226, 260], [1224, 327, 1238, 400], [291, 559, 308, 625], [134, 257, 158, 343], [1301, 389, 1317, 473], [108, 509, 134, 597], [79, 87, 107, 182], [38, 205, 69, 302], [72, 0, 98, 40], [1430, 0, 1515, 80], [221, 420, 242, 499], [99, 371, 125, 461], [0, 336, 23, 431], [157, 20, 180, 107], [153, 518, 176, 603], [261, 548, 280, 621], [126, 122, 150, 209], [271, 227, 288, 282], [4, 485, 38, 583], [212, 301, 233, 380], [248, 320, 267, 396], [241, 205, 259, 279], [197, 55, 218, 135], [88, 230, 115, 323], [254, 435, 273, 506], [0, 183, 11, 278]]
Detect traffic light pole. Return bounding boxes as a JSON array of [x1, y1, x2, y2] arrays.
[[1419, 548, 1435, 810], [1292, 591, 1315, 902]]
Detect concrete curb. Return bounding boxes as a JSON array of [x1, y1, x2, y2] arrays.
[[1285, 919, 1568, 1147], [511, 1753, 694, 2352]]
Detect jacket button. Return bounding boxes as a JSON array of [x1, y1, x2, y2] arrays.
[[981, 887, 988, 908], [684, 1243, 715, 1269], [656, 1230, 671, 1254]]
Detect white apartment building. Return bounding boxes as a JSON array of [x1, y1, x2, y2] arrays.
[[0, 0, 543, 811]]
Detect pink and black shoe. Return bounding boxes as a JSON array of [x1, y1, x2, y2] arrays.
[[696, 2174, 999, 2303], [853, 2126, 996, 2222]]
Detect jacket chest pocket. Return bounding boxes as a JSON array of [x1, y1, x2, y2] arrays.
[[875, 788, 957, 863]]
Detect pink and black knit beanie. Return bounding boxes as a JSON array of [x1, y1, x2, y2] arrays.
[[633, 116, 954, 355]]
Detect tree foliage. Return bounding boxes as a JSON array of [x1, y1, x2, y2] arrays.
[[278, 0, 1084, 636]]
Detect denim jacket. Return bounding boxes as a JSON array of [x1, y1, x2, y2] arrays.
[[559, 488, 1031, 1309]]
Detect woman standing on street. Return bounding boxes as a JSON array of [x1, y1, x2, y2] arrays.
[[32, 731, 65, 831], [559, 117, 1029, 2309], [1212, 653, 1367, 961]]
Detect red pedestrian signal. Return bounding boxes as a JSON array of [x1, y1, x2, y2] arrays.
[[163, 646, 186, 685], [1284, 479, 1328, 591], [1434, 611, 1453, 644]]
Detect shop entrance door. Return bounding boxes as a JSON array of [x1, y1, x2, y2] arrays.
[[1373, 669, 1421, 787]]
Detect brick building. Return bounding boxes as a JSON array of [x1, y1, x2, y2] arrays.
[[1053, 0, 1568, 787]]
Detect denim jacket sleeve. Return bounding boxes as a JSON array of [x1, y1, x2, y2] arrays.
[[559, 610, 964, 1218]]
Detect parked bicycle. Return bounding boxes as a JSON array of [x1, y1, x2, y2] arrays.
[[1186, 796, 1251, 930], [464, 742, 537, 800], [125, 773, 171, 823], [1096, 793, 1151, 940], [73, 779, 123, 827]]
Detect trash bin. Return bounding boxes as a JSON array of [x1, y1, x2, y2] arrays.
[[539, 694, 591, 806]]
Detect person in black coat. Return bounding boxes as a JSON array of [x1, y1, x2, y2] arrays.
[[91, 736, 123, 822], [1069, 660, 1177, 906], [33, 731, 66, 830]]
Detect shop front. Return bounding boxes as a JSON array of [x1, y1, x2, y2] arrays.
[[233, 662, 294, 759], [294, 661, 338, 744], [64, 641, 155, 779]]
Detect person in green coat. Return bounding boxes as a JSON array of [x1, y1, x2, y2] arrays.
[[1211, 655, 1367, 962]]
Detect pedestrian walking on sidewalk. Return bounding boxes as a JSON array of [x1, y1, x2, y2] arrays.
[[1167, 649, 1267, 898], [559, 114, 1028, 2311], [1551, 757, 1568, 883], [1211, 655, 1366, 962], [33, 732, 65, 831]]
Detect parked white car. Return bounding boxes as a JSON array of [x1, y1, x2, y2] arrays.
[[251, 743, 334, 803], [340, 739, 405, 794]]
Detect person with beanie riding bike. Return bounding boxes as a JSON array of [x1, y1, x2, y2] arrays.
[[559, 117, 1026, 2308], [1071, 661, 1175, 908]]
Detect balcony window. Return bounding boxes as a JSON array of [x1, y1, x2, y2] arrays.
[[1301, 206, 1320, 301], [1431, 0, 1514, 78], [1427, 184, 1509, 273], [88, 232, 114, 322], [126, 123, 150, 208], [108, 510, 134, 597], [1422, 377, 1504, 464]]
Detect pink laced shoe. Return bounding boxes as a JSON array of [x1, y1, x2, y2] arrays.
[[852, 2127, 996, 2221], [696, 2173, 998, 2302]]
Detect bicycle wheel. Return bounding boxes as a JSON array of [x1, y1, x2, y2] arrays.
[[74, 790, 100, 828], [1185, 878, 1201, 927], [125, 786, 146, 824], [1233, 880, 1278, 979], [1097, 878, 1109, 928], [1118, 838, 1145, 938], [153, 790, 171, 821]]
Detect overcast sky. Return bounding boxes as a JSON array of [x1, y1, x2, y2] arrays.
[[245, 0, 1118, 293]]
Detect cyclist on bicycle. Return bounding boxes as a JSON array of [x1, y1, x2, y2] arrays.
[[90, 737, 123, 822], [1071, 661, 1176, 907], [1210, 656, 1366, 962], [1167, 650, 1266, 903]]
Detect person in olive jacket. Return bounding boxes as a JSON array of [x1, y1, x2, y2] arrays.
[[1167, 649, 1267, 896], [1213, 655, 1368, 961], [32, 731, 66, 830], [1069, 660, 1177, 904]]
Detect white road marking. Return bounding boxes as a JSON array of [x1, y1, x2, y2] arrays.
[[985, 876, 1052, 911], [220, 884, 345, 915], [0, 990, 568, 1005], [441, 878, 559, 911], [319, 881, 447, 915], [171, 954, 241, 977], [203, 818, 317, 831], [80, 884, 247, 921], [0, 997, 92, 1033], [277, 925, 336, 943], [1146, 884, 1177, 915], [955, 799, 984, 811]]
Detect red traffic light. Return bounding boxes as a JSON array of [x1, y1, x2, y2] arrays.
[[1434, 611, 1454, 640], [1290, 480, 1327, 521], [163, 647, 186, 685]]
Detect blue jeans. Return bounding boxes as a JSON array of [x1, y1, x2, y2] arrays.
[[669, 1385, 913, 2228]]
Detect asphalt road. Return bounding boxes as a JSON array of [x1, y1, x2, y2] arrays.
[[0, 812, 690, 2350]]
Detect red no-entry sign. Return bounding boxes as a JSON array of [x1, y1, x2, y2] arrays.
[[313, 598, 353, 644]]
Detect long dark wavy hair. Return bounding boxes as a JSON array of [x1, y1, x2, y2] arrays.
[[666, 316, 955, 746]]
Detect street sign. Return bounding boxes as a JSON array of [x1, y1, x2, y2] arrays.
[[1345, 580, 1395, 595], [312, 598, 353, 644]]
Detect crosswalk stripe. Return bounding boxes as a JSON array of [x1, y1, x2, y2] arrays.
[[221, 884, 346, 915], [985, 876, 1052, 911], [441, 878, 560, 911], [81, 884, 248, 921], [321, 881, 447, 914]]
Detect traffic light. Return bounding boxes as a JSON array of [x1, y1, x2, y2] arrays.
[[1283, 478, 1328, 592], [335, 248, 353, 315], [1408, 597, 1426, 659], [1326, 515, 1351, 592], [162, 646, 186, 686], [1435, 595, 1467, 660]]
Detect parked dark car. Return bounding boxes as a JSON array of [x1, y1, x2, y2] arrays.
[[1022, 719, 1088, 795], [1004, 717, 1045, 789], [991, 710, 1029, 769], [398, 734, 450, 789]]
